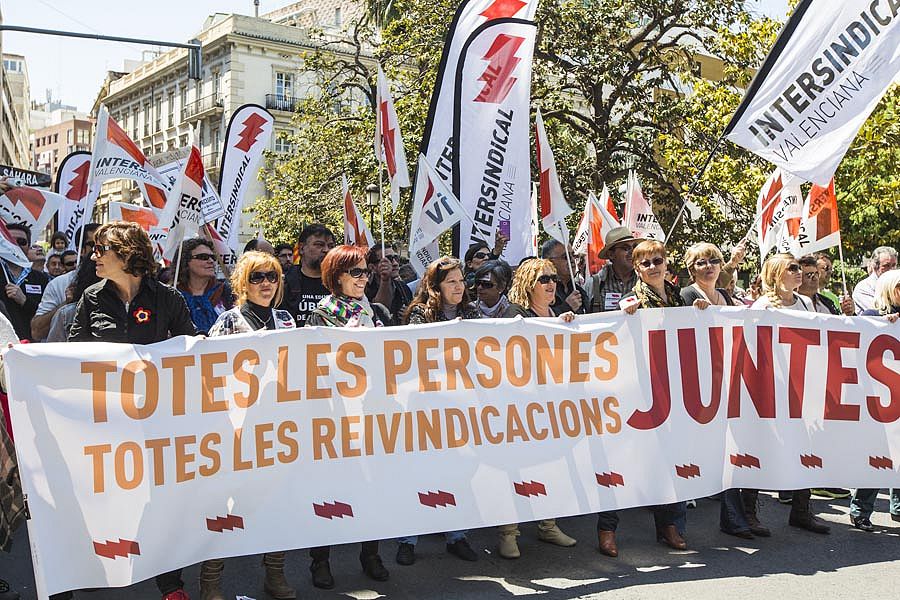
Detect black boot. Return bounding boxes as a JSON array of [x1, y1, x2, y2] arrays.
[[741, 489, 771, 537], [789, 489, 830, 534]]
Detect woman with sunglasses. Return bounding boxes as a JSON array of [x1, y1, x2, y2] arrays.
[[202, 251, 296, 600], [751, 253, 830, 535], [472, 260, 513, 318], [67, 222, 196, 600], [176, 238, 233, 335], [393, 257, 480, 565], [680, 243, 771, 540], [305, 245, 391, 589], [496, 258, 577, 558]]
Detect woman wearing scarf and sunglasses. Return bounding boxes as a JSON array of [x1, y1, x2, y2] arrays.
[[202, 251, 296, 600], [495, 258, 578, 558], [472, 260, 513, 318], [176, 238, 233, 335], [304, 245, 391, 589]]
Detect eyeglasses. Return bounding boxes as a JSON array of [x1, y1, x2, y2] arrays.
[[787, 263, 802, 273], [248, 270, 279, 284], [639, 257, 666, 269], [472, 251, 491, 260], [382, 254, 400, 263], [693, 258, 723, 268], [11, 237, 27, 247], [92, 244, 113, 257], [63, 261, 77, 268], [803, 271, 820, 279], [191, 253, 215, 262], [475, 280, 495, 289], [347, 267, 371, 279], [536, 274, 559, 285]]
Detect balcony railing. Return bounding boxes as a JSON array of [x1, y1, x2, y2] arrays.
[[202, 152, 220, 170], [265, 94, 300, 113], [181, 93, 224, 122]]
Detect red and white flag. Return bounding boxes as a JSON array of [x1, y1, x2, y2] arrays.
[[375, 67, 410, 211], [0, 220, 31, 268], [159, 131, 206, 261], [0, 186, 64, 234], [342, 174, 374, 247], [573, 185, 620, 277], [794, 178, 841, 255], [212, 104, 274, 266], [754, 167, 803, 259], [108, 202, 159, 232], [623, 171, 663, 241], [535, 108, 572, 243], [90, 106, 171, 214], [55, 151, 92, 249], [409, 154, 468, 262]]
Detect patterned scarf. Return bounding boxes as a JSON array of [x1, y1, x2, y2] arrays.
[[477, 294, 510, 318], [318, 294, 383, 328], [632, 279, 685, 309]]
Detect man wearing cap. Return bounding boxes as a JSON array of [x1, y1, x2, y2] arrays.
[[585, 226, 642, 314]]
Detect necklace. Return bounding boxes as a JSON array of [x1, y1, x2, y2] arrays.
[[243, 304, 273, 330]]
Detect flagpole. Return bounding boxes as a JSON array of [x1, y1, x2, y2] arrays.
[[561, 225, 578, 293], [836, 239, 849, 296], [378, 165, 386, 256], [664, 132, 727, 243], [172, 238, 185, 286]]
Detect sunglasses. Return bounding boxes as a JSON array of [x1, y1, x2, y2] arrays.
[[639, 257, 666, 269], [63, 261, 77, 268], [472, 251, 491, 260], [803, 271, 820, 279], [347, 267, 371, 279], [537, 274, 559, 285], [92, 244, 114, 257], [693, 258, 723, 268], [475, 280, 495, 289], [191, 253, 215, 262], [787, 263, 802, 273], [12, 238, 27, 247], [248, 270, 279, 284]]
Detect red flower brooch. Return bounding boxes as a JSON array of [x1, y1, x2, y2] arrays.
[[132, 307, 151, 324]]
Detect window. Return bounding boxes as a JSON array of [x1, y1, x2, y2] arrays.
[[275, 72, 294, 100], [179, 134, 188, 148], [155, 96, 162, 132], [181, 86, 189, 116], [67, 130, 73, 144], [54, 133, 59, 143], [212, 71, 221, 99], [78, 128, 90, 145], [132, 108, 140, 139], [167, 92, 175, 127], [334, 7, 342, 26], [143, 104, 150, 136], [274, 130, 292, 153], [211, 128, 220, 155]]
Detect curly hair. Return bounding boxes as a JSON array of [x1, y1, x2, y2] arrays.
[[760, 253, 799, 308], [94, 221, 157, 277], [404, 256, 466, 323], [683, 242, 724, 281], [176, 238, 216, 288], [229, 251, 284, 307], [508, 258, 555, 309]]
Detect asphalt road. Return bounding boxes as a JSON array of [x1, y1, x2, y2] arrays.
[[4, 492, 900, 599]]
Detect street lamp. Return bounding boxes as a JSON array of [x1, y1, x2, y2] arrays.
[[365, 183, 379, 226]]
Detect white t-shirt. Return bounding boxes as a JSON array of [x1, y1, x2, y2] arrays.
[[35, 270, 74, 316], [751, 293, 812, 312]]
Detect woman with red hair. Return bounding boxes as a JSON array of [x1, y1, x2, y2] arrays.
[[305, 245, 391, 588]]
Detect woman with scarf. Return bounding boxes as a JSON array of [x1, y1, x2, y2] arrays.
[[472, 259, 512, 318], [176, 238, 233, 335], [394, 257, 480, 566], [305, 245, 391, 589], [496, 258, 578, 559], [200, 251, 296, 599]]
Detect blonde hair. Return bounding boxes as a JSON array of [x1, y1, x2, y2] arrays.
[[230, 251, 284, 307], [509, 258, 555, 308], [632, 240, 666, 267], [760, 253, 798, 308], [684, 242, 724, 280], [873, 269, 900, 312], [404, 256, 465, 323]]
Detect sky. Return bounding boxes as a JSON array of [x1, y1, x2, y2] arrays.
[[3, 0, 791, 114]]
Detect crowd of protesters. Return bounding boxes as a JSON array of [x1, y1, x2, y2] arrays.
[[0, 216, 894, 600]]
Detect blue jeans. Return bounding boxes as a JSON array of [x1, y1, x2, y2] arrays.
[[398, 530, 467, 545], [850, 488, 900, 519], [720, 489, 751, 533]]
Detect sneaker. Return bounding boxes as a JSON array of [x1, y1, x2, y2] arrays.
[[395, 542, 416, 566], [812, 488, 851, 499], [851, 516, 875, 532], [777, 491, 793, 504], [447, 538, 478, 562], [162, 591, 190, 600]]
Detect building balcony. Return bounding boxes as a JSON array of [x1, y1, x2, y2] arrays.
[[265, 94, 300, 113], [202, 151, 220, 170], [182, 93, 224, 123]]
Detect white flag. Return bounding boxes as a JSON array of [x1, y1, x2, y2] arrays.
[[623, 171, 664, 240], [535, 108, 572, 243], [410, 155, 467, 255], [754, 168, 804, 260], [54, 151, 92, 249], [0, 187, 64, 234], [342, 174, 375, 247], [724, 0, 900, 185], [375, 68, 410, 211], [159, 138, 206, 262]]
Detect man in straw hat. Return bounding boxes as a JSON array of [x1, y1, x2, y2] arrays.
[[585, 226, 644, 314]]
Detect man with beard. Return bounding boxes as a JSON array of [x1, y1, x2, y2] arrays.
[[282, 224, 335, 326]]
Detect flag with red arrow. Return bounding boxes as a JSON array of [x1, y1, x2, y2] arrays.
[[375, 67, 410, 211]]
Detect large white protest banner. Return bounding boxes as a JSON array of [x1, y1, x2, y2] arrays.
[[724, 0, 900, 185], [5, 309, 899, 597]]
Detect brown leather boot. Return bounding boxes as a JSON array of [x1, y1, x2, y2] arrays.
[[199, 559, 225, 600], [262, 552, 297, 599], [598, 530, 618, 557], [656, 524, 687, 550], [741, 489, 771, 537]]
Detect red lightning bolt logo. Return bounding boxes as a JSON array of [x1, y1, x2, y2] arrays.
[[4, 188, 45, 220], [206, 514, 245, 532], [93, 539, 140, 560], [65, 161, 90, 201], [479, 0, 527, 19], [235, 112, 268, 152], [759, 174, 783, 241], [474, 34, 525, 104]]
